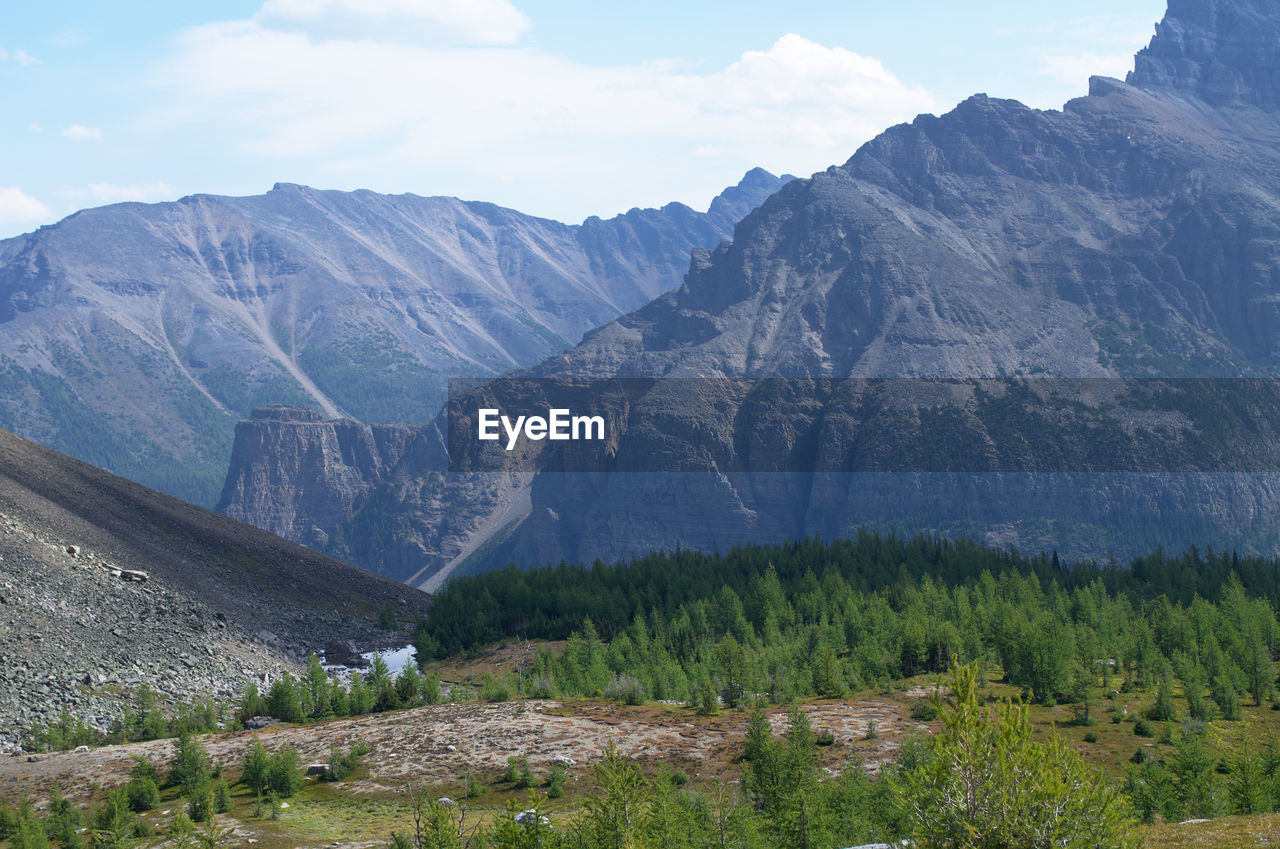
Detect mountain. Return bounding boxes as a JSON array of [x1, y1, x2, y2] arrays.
[[0, 424, 429, 750], [0, 169, 791, 506], [221, 0, 1280, 587]]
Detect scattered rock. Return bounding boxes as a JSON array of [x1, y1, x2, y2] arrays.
[[514, 811, 550, 827]]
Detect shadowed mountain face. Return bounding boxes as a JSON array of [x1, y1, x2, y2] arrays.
[[0, 424, 429, 745], [0, 170, 790, 506], [222, 0, 1280, 586]]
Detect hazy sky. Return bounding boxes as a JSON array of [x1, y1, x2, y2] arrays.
[[2, 0, 1168, 238]]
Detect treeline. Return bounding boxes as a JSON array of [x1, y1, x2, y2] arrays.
[[1, 728, 367, 849], [25, 684, 221, 752], [27, 655, 443, 753], [415, 532, 1280, 657], [238, 655, 445, 724], [415, 535, 1279, 712]]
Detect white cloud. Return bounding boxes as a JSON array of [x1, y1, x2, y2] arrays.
[[88, 182, 174, 204], [0, 46, 41, 64], [27, 122, 43, 133], [155, 17, 934, 219], [256, 0, 529, 46], [61, 124, 102, 141], [0, 187, 52, 226], [1037, 51, 1136, 86]]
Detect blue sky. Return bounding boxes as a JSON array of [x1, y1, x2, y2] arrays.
[[1, 0, 1167, 238]]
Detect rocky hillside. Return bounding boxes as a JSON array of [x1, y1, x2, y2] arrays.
[[0, 426, 429, 750], [0, 169, 790, 506], [221, 0, 1280, 585]]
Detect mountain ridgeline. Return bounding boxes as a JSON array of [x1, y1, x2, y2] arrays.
[[217, 0, 1280, 588], [0, 170, 791, 506]]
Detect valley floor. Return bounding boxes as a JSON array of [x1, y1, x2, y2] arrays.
[[3, 689, 1277, 848]]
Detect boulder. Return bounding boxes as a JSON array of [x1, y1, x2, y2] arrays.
[[323, 640, 362, 667]]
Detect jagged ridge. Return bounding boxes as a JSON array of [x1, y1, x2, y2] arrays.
[[0, 171, 791, 506]]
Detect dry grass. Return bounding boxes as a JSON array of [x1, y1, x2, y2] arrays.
[[1140, 812, 1280, 847]]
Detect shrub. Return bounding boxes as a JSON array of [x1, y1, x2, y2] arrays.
[[266, 747, 303, 798], [187, 784, 212, 823], [546, 764, 568, 799], [816, 730, 836, 746], [168, 732, 210, 795], [92, 789, 135, 846], [129, 755, 158, 784], [527, 676, 555, 699], [242, 740, 270, 793], [0, 798, 15, 841], [213, 778, 232, 814], [504, 756, 535, 788], [126, 776, 160, 812], [604, 675, 647, 706], [1083, 731, 1099, 744], [1134, 717, 1154, 738], [694, 683, 720, 716], [1146, 683, 1177, 723], [325, 742, 371, 782], [479, 675, 512, 703], [910, 701, 938, 722], [894, 662, 1136, 849], [45, 784, 81, 847]]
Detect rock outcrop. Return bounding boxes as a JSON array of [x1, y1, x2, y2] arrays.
[[216, 406, 415, 548], [1130, 0, 1280, 111]]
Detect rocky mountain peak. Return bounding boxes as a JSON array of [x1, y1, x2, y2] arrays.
[[1129, 0, 1280, 110]]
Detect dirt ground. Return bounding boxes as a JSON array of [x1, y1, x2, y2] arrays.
[[0, 697, 929, 805]]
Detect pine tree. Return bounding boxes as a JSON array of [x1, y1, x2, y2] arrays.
[[895, 661, 1135, 849], [241, 741, 270, 795]]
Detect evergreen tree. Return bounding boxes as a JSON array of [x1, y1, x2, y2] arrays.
[[241, 740, 270, 795], [895, 662, 1135, 849]]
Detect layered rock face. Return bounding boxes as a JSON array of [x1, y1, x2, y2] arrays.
[[224, 0, 1280, 585], [216, 406, 415, 548], [0, 170, 789, 506], [1130, 0, 1280, 110]]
